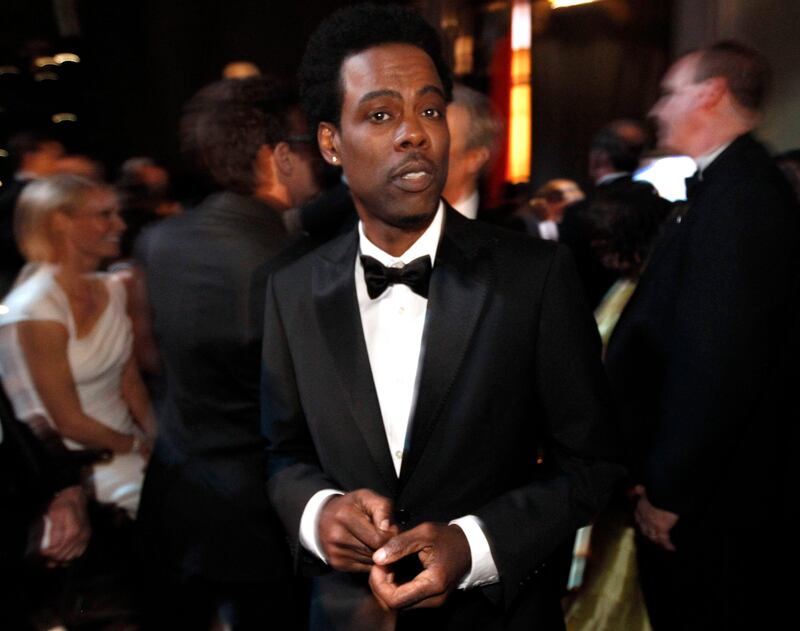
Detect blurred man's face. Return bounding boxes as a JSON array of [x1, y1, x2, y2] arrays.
[[650, 55, 704, 156], [442, 102, 478, 205], [322, 43, 449, 240], [285, 108, 322, 207], [24, 140, 64, 176]]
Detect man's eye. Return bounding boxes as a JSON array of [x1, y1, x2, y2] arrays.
[[370, 111, 391, 122], [422, 107, 443, 119]]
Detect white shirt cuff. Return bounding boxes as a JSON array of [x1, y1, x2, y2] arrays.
[[299, 488, 343, 562], [449, 515, 500, 589]]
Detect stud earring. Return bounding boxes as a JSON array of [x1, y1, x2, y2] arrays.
[[331, 155, 338, 164]]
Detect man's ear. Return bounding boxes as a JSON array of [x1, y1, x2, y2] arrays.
[[273, 141, 293, 177], [253, 144, 277, 189], [318, 123, 340, 166], [467, 146, 491, 176], [698, 76, 726, 110]]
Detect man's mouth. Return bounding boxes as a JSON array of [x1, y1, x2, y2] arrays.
[[391, 159, 436, 193]]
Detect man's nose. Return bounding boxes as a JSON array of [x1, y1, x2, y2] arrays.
[[394, 115, 429, 150], [113, 213, 127, 231]]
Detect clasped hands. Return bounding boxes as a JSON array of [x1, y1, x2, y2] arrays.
[[39, 485, 91, 567], [318, 489, 471, 610]]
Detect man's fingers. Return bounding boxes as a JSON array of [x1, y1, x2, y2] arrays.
[[332, 543, 375, 565], [365, 498, 394, 533], [354, 489, 395, 535], [373, 527, 426, 566], [370, 567, 444, 609], [321, 490, 395, 558], [347, 510, 393, 551], [369, 563, 396, 611]]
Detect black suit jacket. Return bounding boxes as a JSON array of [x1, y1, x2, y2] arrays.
[[262, 205, 624, 629], [605, 134, 800, 540], [136, 191, 295, 582]]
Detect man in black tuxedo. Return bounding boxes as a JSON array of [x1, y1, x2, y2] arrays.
[[605, 42, 799, 629], [261, 5, 623, 630], [136, 76, 321, 630]]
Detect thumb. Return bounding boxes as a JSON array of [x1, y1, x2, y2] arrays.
[[373, 527, 424, 566]]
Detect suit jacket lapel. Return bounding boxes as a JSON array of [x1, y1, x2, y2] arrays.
[[399, 207, 493, 487], [313, 232, 398, 494]]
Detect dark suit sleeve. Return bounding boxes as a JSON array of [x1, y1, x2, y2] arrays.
[[476, 245, 625, 607], [261, 275, 337, 562], [644, 178, 797, 516]]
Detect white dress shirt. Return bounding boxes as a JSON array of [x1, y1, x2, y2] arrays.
[[537, 219, 559, 241], [299, 201, 499, 589], [694, 142, 731, 176]]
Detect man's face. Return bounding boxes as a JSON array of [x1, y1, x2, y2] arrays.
[[285, 108, 322, 207], [442, 102, 474, 203], [26, 141, 65, 176], [650, 55, 704, 155], [322, 43, 449, 236]]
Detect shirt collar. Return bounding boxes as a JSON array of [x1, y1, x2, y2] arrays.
[[694, 142, 731, 176], [358, 200, 444, 266], [451, 190, 480, 220], [596, 171, 629, 186]]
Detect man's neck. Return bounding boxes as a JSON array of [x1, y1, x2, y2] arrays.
[[359, 202, 443, 258], [686, 118, 751, 160]]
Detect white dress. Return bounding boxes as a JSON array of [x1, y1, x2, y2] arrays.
[[0, 264, 144, 517]]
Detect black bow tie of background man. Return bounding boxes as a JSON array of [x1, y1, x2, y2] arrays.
[[360, 255, 432, 299], [684, 170, 703, 201]]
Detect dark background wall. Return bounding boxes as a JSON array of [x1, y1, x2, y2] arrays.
[[530, 0, 670, 188], [0, 0, 363, 182]]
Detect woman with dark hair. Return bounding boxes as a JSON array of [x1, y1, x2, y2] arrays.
[[0, 174, 155, 518], [587, 181, 671, 349], [565, 179, 670, 631]]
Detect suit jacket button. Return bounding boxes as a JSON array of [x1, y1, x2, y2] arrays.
[[395, 508, 411, 527]]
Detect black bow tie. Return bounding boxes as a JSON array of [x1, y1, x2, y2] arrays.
[[360, 255, 432, 299]]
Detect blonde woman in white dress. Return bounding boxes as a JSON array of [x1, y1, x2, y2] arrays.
[[0, 174, 155, 517]]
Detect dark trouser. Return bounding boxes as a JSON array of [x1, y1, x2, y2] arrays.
[[636, 528, 787, 631], [142, 574, 308, 631]]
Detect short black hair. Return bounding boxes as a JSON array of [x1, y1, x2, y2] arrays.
[[298, 2, 453, 132], [180, 76, 296, 195], [591, 120, 649, 173]]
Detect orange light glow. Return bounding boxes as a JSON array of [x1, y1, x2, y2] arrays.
[[454, 35, 474, 76], [507, 1, 532, 184], [550, 0, 599, 8]]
